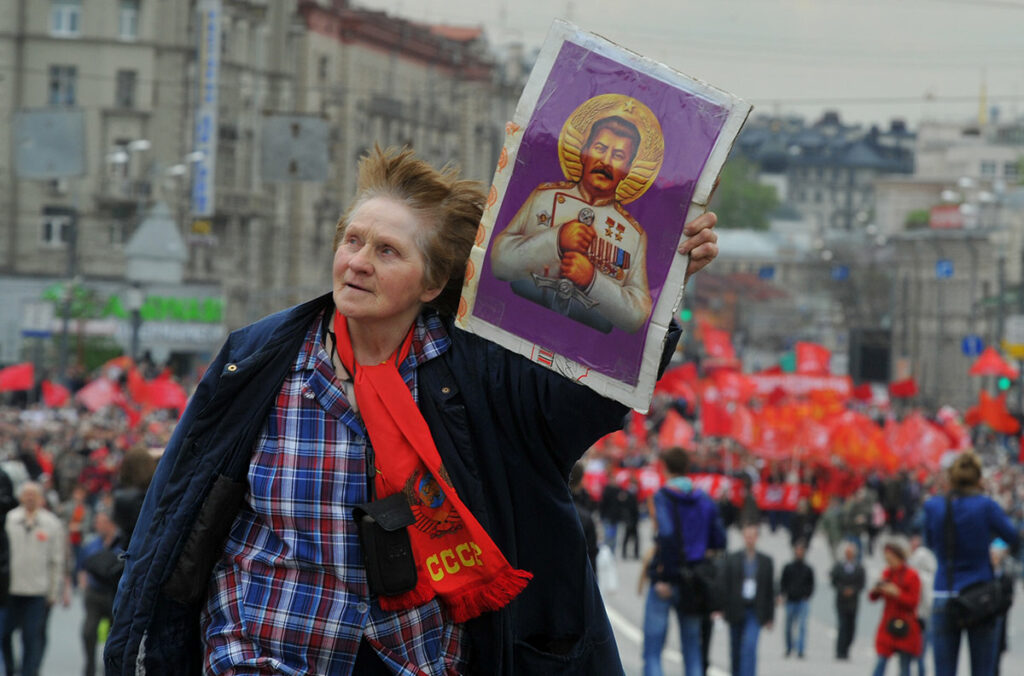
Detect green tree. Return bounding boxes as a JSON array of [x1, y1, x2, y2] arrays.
[[710, 156, 779, 230]]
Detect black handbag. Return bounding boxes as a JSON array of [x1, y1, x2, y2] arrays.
[[353, 493, 418, 597], [886, 617, 910, 638], [82, 547, 125, 587], [667, 497, 723, 614], [943, 495, 1014, 629]]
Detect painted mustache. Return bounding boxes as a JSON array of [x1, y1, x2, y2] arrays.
[[589, 165, 614, 180]]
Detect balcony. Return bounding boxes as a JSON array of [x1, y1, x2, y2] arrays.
[[96, 177, 152, 204]]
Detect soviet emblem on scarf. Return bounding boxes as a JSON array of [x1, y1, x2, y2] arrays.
[[403, 465, 463, 538]]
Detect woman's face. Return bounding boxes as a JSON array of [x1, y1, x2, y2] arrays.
[[883, 549, 901, 569], [333, 196, 441, 327]]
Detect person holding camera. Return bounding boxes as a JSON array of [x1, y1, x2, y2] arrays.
[[869, 539, 922, 676]]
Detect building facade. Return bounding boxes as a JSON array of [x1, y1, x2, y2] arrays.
[[1, 0, 511, 374]]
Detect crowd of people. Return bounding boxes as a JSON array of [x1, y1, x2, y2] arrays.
[[0, 403, 166, 675], [581, 435, 1023, 676]]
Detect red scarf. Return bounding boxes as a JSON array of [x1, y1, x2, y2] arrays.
[[333, 309, 531, 622]]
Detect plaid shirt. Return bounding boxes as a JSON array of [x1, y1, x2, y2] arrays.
[[202, 310, 465, 676]]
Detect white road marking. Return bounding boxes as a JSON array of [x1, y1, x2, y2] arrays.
[[605, 605, 730, 676]]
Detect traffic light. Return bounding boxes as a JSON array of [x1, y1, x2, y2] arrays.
[[998, 376, 1013, 391], [679, 307, 693, 322]]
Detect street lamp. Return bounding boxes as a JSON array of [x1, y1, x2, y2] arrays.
[[126, 284, 144, 362]]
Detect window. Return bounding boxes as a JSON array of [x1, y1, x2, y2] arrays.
[[50, 0, 81, 37], [115, 70, 136, 108], [318, 55, 329, 82], [1004, 162, 1019, 180], [48, 65, 77, 106], [119, 0, 139, 40], [981, 160, 997, 176], [41, 210, 74, 248]]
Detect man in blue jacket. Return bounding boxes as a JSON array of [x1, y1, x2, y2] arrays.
[[643, 446, 726, 676]]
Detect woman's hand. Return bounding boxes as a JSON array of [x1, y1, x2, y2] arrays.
[[680, 212, 719, 281]]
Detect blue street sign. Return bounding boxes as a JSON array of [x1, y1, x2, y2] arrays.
[[961, 334, 985, 357], [831, 265, 850, 281], [758, 265, 775, 280], [936, 259, 954, 279]]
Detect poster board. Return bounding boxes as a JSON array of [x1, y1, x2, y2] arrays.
[[458, 20, 751, 412]]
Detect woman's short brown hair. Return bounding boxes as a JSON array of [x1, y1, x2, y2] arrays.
[[948, 450, 983, 492], [333, 145, 486, 316]]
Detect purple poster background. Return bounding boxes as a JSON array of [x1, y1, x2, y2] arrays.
[[476, 41, 728, 385]]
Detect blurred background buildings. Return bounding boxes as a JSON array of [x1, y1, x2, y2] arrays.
[[1, 0, 1023, 412]]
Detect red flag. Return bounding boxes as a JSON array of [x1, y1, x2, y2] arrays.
[[41, 380, 70, 408], [968, 347, 1018, 379], [654, 364, 699, 403], [852, 383, 873, 402], [140, 379, 188, 412], [700, 323, 738, 367], [75, 378, 120, 411], [795, 342, 831, 375], [888, 378, 919, 399], [700, 387, 733, 437], [973, 391, 1020, 435], [712, 370, 757, 402], [730, 404, 757, 449], [0, 363, 34, 392], [658, 409, 696, 450]]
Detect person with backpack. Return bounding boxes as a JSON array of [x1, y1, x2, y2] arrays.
[[643, 447, 726, 676]]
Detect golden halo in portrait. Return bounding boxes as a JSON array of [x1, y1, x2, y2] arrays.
[[557, 94, 664, 205]]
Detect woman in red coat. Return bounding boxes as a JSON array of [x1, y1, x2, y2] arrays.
[[869, 540, 923, 676]]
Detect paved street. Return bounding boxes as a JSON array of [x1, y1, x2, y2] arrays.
[[604, 521, 1024, 676], [17, 521, 1024, 674]]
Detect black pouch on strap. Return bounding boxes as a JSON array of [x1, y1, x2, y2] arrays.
[[353, 493, 417, 597]]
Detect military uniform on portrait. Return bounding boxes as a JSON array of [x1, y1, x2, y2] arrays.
[[492, 181, 649, 334]]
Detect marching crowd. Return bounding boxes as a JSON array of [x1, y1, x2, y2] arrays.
[[0, 391, 1022, 676], [581, 440, 1024, 676], [0, 403, 169, 676]]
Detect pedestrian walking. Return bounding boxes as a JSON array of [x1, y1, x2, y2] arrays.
[[569, 461, 600, 574], [600, 469, 629, 555], [779, 539, 814, 658], [621, 477, 641, 560], [4, 482, 66, 676], [989, 538, 1014, 676], [643, 447, 726, 676], [0, 466, 20, 670], [78, 509, 123, 676], [830, 539, 866, 660], [721, 522, 774, 676], [923, 451, 1020, 676], [908, 529, 936, 676], [869, 539, 922, 676]]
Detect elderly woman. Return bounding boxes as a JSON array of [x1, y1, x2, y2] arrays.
[[104, 147, 719, 675], [923, 451, 1020, 676]]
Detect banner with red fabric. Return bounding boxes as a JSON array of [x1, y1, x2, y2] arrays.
[[795, 342, 831, 375], [657, 409, 696, 450], [41, 380, 70, 408], [0, 363, 34, 392], [700, 387, 733, 437], [749, 373, 852, 398]]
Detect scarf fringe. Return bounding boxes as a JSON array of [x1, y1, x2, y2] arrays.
[[443, 567, 534, 623], [377, 567, 533, 623]]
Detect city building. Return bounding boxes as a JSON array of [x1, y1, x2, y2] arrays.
[[0, 0, 301, 371], [0, 0, 511, 378]]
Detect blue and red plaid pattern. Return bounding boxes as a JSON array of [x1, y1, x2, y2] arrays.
[[201, 310, 465, 675]]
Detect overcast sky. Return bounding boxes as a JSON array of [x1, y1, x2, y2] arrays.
[[358, 0, 1024, 129]]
